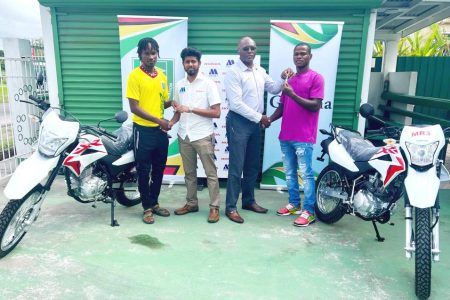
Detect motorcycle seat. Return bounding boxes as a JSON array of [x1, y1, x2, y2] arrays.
[[101, 125, 133, 156], [338, 130, 381, 162]]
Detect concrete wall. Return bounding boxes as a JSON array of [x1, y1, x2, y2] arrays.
[[367, 71, 417, 125]]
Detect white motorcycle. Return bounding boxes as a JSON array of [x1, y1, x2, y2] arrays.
[[0, 96, 140, 258], [315, 103, 450, 299]]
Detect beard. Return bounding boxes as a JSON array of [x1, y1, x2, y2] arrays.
[[186, 68, 198, 76]]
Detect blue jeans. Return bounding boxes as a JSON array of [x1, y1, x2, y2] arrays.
[[280, 141, 315, 214], [225, 111, 260, 212]]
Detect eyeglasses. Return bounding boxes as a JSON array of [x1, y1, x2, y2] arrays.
[[242, 46, 257, 52]]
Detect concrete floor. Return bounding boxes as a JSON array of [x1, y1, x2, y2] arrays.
[[0, 176, 449, 300]]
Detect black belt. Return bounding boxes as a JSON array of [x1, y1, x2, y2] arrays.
[[133, 123, 161, 130]]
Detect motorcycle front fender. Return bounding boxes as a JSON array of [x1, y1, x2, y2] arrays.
[[4, 151, 59, 199], [404, 167, 440, 208]]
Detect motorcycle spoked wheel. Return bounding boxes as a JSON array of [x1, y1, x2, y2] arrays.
[[415, 207, 431, 300], [0, 186, 45, 258], [115, 176, 141, 207], [314, 164, 348, 224]]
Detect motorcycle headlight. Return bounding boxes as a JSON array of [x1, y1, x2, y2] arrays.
[[38, 127, 68, 157], [405, 141, 439, 167]]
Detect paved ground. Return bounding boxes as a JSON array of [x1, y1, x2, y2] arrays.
[[0, 177, 449, 299]]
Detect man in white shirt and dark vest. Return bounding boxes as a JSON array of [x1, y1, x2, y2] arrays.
[[169, 47, 222, 223]]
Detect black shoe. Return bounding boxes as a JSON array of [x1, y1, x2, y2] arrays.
[[242, 202, 268, 214]]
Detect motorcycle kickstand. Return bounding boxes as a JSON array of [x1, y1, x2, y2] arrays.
[[372, 220, 385, 242], [110, 198, 119, 227]]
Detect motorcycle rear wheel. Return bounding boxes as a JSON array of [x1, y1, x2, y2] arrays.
[[0, 186, 45, 258], [115, 179, 141, 207], [116, 190, 141, 207], [315, 164, 347, 224], [415, 207, 431, 300]]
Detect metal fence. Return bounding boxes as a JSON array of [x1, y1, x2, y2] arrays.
[[0, 40, 47, 181]]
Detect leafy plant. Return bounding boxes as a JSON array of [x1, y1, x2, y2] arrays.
[[374, 23, 449, 57], [0, 84, 7, 103], [373, 40, 384, 57]]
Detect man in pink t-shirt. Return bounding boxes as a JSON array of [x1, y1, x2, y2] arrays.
[[269, 42, 324, 227]]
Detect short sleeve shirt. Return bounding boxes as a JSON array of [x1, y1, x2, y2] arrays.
[[126, 66, 169, 127], [174, 74, 221, 141], [279, 69, 324, 144]]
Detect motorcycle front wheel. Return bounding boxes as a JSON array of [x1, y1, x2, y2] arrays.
[[315, 164, 348, 224], [415, 207, 431, 300], [0, 186, 45, 258]]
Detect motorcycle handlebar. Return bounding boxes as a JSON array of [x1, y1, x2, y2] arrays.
[[27, 95, 51, 111], [19, 100, 38, 106], [368, 115, 387, 126], [28, 95, 41, 103], [82, 126, 118, 141], [366, 126, 401, 140], [366, 128, 384, 135]]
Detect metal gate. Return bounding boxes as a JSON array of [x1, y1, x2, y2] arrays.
[[0, 40, 47, 181]]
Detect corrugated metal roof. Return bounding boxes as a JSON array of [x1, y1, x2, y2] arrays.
[[376, 0, 450, 36], [39, 0, 382, 10]]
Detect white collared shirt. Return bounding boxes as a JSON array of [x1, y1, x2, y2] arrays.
[[174, 73, 221, 142], [224, 59, 283, 123]]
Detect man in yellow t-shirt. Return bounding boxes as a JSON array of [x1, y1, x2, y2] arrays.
[[126, 37, 172, 224]]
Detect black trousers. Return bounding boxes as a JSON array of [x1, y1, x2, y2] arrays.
[[133, 123, 169, 210]]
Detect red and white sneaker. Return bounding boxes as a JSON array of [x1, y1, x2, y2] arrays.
[[276, 203, 302, 216], [293, 210, 316, 227]]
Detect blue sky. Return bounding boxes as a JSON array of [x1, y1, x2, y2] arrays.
[[0, 0, 42, 49]]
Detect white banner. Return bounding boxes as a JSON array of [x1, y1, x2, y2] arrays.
[[261, 20, 343, 189]]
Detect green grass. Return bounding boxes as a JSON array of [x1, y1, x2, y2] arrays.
[[0, 83, 8, 104], [0, 125, 14, 153]]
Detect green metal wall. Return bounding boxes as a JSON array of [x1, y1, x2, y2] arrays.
[[372, 56, 450, 99], [49, 6, 372, 129], [397, 56, 450, 123], [396, 56, 450, 99], [372, 56, 450, 122]]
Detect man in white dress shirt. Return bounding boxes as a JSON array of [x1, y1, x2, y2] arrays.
[[224, 36, 285, 223], [169, 47, 222, 223]]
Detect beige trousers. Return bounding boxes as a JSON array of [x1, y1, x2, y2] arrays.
[[178, 134, 220, 208]]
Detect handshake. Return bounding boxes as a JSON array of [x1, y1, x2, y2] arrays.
[[260, 115, 271, 129]]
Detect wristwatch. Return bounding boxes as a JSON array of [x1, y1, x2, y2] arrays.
[[188, 105, 194, 113]]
